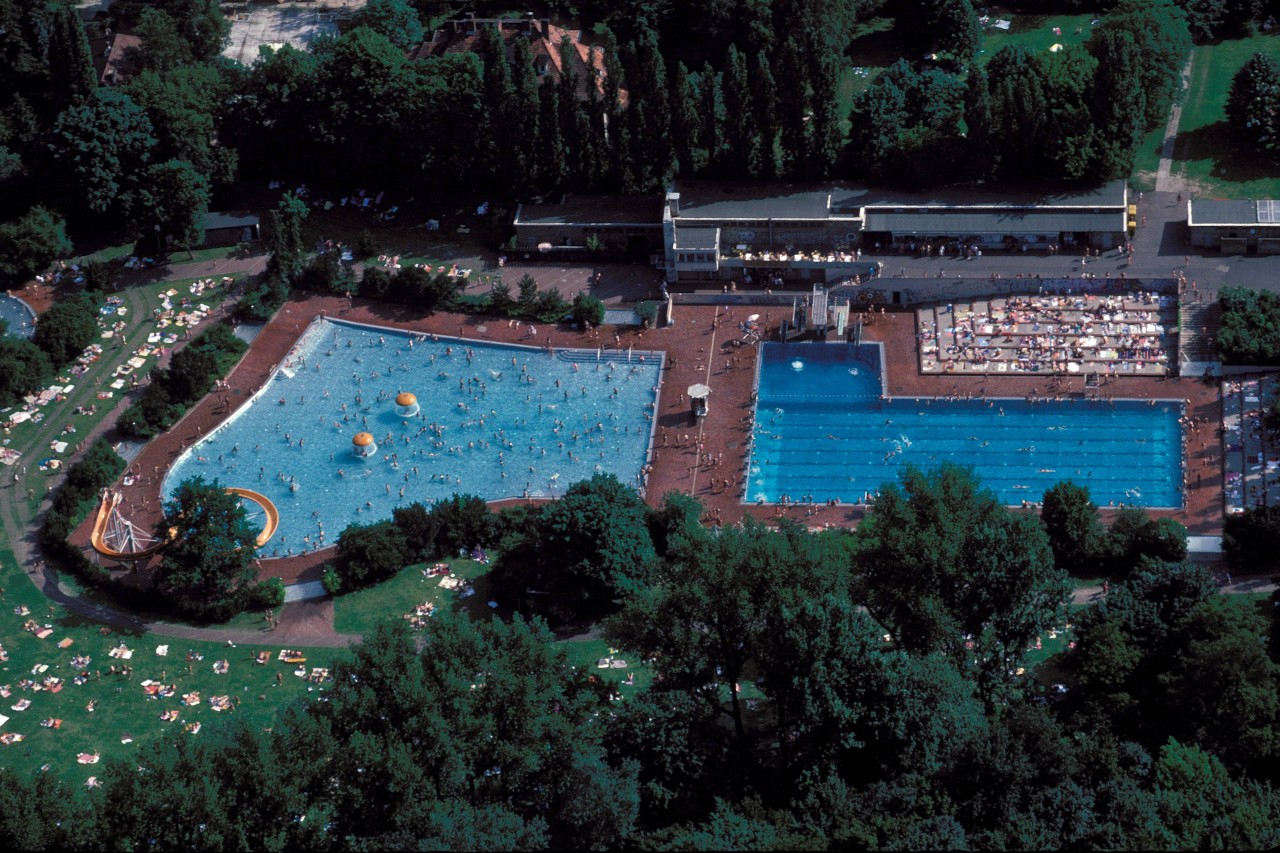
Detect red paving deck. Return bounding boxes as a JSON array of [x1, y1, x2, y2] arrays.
[[73, 295, 1223, 588]]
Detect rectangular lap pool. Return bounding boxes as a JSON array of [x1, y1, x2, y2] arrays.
[[745, 343, 1183, 508]]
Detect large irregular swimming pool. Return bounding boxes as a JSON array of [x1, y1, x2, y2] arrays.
[[746, 343, 1183, 507], [162, 319, 662, 558]]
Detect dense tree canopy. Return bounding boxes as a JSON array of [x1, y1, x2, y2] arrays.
[[155, 476, 261, 621], [1227, 51, 1280, 161], [858, 463, 1071, 698]]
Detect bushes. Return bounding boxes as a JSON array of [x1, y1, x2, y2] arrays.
[[120, 322, 247, 438], [1223, 505, 1280, 570], [1218, 287, 1280, 365], [32, 291, 98, 366], [0, 337, 52, 409], [39, 439, 126, 588], [572, 292, 605, 328], [333, 520, 411, 591], [329, 496, 499, 596], [296, 251, 355, 295]]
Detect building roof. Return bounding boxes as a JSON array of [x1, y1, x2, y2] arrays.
[[1188, 199, 1280, 227], [862, 210, 1126, 235], [674, 183, 836, 221], [203, 211, 260, 231], [515, 195, 664, 227], [407, 17, 624, 105], [671, 179, 1128, 223], [672, 226, 720, 250], [836, 180, 1127, 212], [90, 32, 141, 87]]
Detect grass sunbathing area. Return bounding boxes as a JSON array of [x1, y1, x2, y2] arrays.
[[1170, 34, 1280, 199], [0, 548, 335, 788], [333, 558, 656, 699]]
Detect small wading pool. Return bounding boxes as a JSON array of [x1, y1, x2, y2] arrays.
[[0, 294, 36, 339], [745, 343, 1183, 507], [162, 319, 663, 558]]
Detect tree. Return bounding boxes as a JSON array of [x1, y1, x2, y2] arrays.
[[133, 159, 211, 255], [310, 614, 606, 846], [1087, 27, 1148, 178], [0, 769, 85, 850], [154, 476, 260, 621], [132, 0, 228, 70], [858, 464, 1071, 699], [1091, 0, 1191, 132], [32, 291, 96, 366], [718, 46, 755, 176], [747, 52, 779, 178], [1159, 596, 1280, 770], [846, 60, 966, 186], [350, 0, 424, 50], [805, 47, 842, 179], [126, 64, 238, 185], [697, 62, 722, 171], [265, 192, 308, 284], [333, 520, 410, 591], [1227, 52, 1280, 160], [898, 0, 982, 65], [1224, 502, 1280, 569], [775, 36, 810, 178], [1040, 481, 1105, 574], [0, 338, 51, 408], [428, 493, 496, 558], [1104, 508, 1188, 575], [1152, 739, 1280, 850], [0, 206, 71, 285], [48, 88, 156, 219], [496, 474, 657, 623], [571, 291, 605, 328], [608, 517, 849, 748], [47, 3, 95, 106], [986, 45, 1051, 179], [669, 61, 701, 176]]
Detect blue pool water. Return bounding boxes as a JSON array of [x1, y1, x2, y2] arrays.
[[0, 294, 35, 339], [162, 319, 662, 557], [746, 343, 1183, 507]]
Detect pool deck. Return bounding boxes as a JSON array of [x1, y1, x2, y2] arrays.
[[73, 293, 1222, 587]]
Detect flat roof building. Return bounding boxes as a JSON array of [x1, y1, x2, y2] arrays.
[[1188, 199, 1280, 254], [513, 180, 1129, 284]]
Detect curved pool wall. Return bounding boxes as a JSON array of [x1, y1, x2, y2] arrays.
[[0, 294, 36, 339], [746, 342, 1184, 508], [161, 318, 664, 558]]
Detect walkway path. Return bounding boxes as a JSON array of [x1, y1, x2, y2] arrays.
[[1155, 56, 1196, 193]]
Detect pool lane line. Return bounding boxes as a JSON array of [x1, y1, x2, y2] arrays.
[[688, 307, 719, 498]]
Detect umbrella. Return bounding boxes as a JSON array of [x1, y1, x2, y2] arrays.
[[747, 314, 760, 322], [688, 384, 711, 398]]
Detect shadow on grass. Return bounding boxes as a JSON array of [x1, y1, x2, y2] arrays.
[[846, 17, 900, 66], [1176, 120, 1280, 188]]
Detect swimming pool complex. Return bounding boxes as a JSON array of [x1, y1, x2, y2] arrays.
[[162, 319, 663, 558], [746, 343, 1183, 508]]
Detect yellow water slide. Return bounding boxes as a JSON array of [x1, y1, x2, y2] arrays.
[[224, 487, 279, 547], [89, 487, 279, 559]]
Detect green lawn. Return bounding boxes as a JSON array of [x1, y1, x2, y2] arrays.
[[332, 557, 503, 635], [977, 13, 1097, 65], [839, 16, 899, 128], [1131, 125, 1168, 192], [164, 246, 238, 266], [0, 547, 335, 787], [1170, 34, 1280, 197]]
